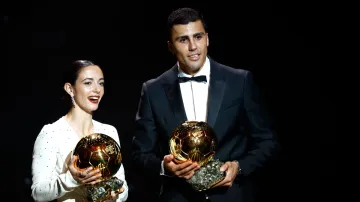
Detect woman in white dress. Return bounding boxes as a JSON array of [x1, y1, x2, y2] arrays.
[[31, 60, 128, 202]]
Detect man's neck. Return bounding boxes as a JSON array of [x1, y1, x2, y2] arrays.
[[177, 57, 209, 76], [178, 65, 204, 76]]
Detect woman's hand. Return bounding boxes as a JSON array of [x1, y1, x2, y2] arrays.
[[105, 187, 125, 201], [68, 155, 103, 185]]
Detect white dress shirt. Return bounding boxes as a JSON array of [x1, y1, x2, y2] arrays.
[[31, 116, 128, 202], [160, 57, 211, 176], [177, 56, 210, 122]]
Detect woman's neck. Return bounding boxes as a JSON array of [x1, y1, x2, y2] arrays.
[[65, 108, 94, 138]]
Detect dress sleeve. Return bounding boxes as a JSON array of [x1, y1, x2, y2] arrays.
[[31, 125, 80, 202]]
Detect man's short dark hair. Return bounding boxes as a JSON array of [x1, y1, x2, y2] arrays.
[[167, 7, 207, 40]]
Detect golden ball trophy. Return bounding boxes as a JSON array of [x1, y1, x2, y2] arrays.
[[73, 133, 124, 202], [169, 121, 226, 191]]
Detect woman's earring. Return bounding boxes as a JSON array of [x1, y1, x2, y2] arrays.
[[71, 96, 75, 108]]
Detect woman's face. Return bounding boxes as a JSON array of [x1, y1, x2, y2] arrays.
[[72, 65, 104, 113]]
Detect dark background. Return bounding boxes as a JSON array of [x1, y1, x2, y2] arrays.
[[3, 1, 335, 201]]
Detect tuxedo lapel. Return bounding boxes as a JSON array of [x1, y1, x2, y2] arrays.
[[163, 65, 187, 124], [207, 60, 226, 128]]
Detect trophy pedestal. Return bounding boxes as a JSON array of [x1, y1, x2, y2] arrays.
[[187, 159, 226, 192], [86, 177, 124, 202]]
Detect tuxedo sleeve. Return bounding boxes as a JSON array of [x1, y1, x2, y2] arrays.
[[237, 71, 280, 176], [132, 82, 162, 178]]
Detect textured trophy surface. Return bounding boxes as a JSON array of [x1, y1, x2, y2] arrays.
[[73, 133, 124, 202], [169, 121, 225, 191]]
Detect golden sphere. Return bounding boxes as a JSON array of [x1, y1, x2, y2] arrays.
[[169, 121, 217, 166], [73, 133, 122, 180]]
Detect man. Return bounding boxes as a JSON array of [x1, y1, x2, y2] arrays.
[[132, 7, 279, 202]]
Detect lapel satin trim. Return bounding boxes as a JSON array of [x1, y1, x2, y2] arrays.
[[163, 65, 187, 124], [206, 61, 226, 128]]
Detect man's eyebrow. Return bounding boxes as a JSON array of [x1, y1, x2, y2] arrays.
[[175, 32, 205, 41], [175, 35, 189, 41]]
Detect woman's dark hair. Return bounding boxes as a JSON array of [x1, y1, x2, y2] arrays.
[[62, 60, 95, 85]]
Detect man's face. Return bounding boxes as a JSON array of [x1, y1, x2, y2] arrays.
[[168, 20, 209, 75]]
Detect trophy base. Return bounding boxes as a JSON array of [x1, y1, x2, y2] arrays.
[[187, 158, 226, 192], [86, 177, 124, 202]]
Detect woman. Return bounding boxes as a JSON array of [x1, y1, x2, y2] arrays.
[[31, 60, 128, 202]]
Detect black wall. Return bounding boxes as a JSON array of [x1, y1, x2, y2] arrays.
[[3, 1, 335, 201]]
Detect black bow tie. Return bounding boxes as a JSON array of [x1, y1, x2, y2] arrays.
[[178, 75, 207, 83]]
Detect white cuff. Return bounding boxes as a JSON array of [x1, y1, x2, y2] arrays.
[[160, 160, 174, 177], [160, 160, 165, 175], [64, 170, 80, 188]]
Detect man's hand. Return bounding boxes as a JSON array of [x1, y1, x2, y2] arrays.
[[211, 161, 239, 188], [163, 154, 200, 179], [68, 155, 103, 185]]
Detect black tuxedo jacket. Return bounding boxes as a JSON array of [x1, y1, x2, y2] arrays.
[[132, 58, 279, 202]]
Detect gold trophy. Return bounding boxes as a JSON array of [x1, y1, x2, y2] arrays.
[[169, 121, 225, 191], [73, 133, 124, 202]]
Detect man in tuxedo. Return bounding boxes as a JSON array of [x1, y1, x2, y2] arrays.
[[132, 7, 279, 202]]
